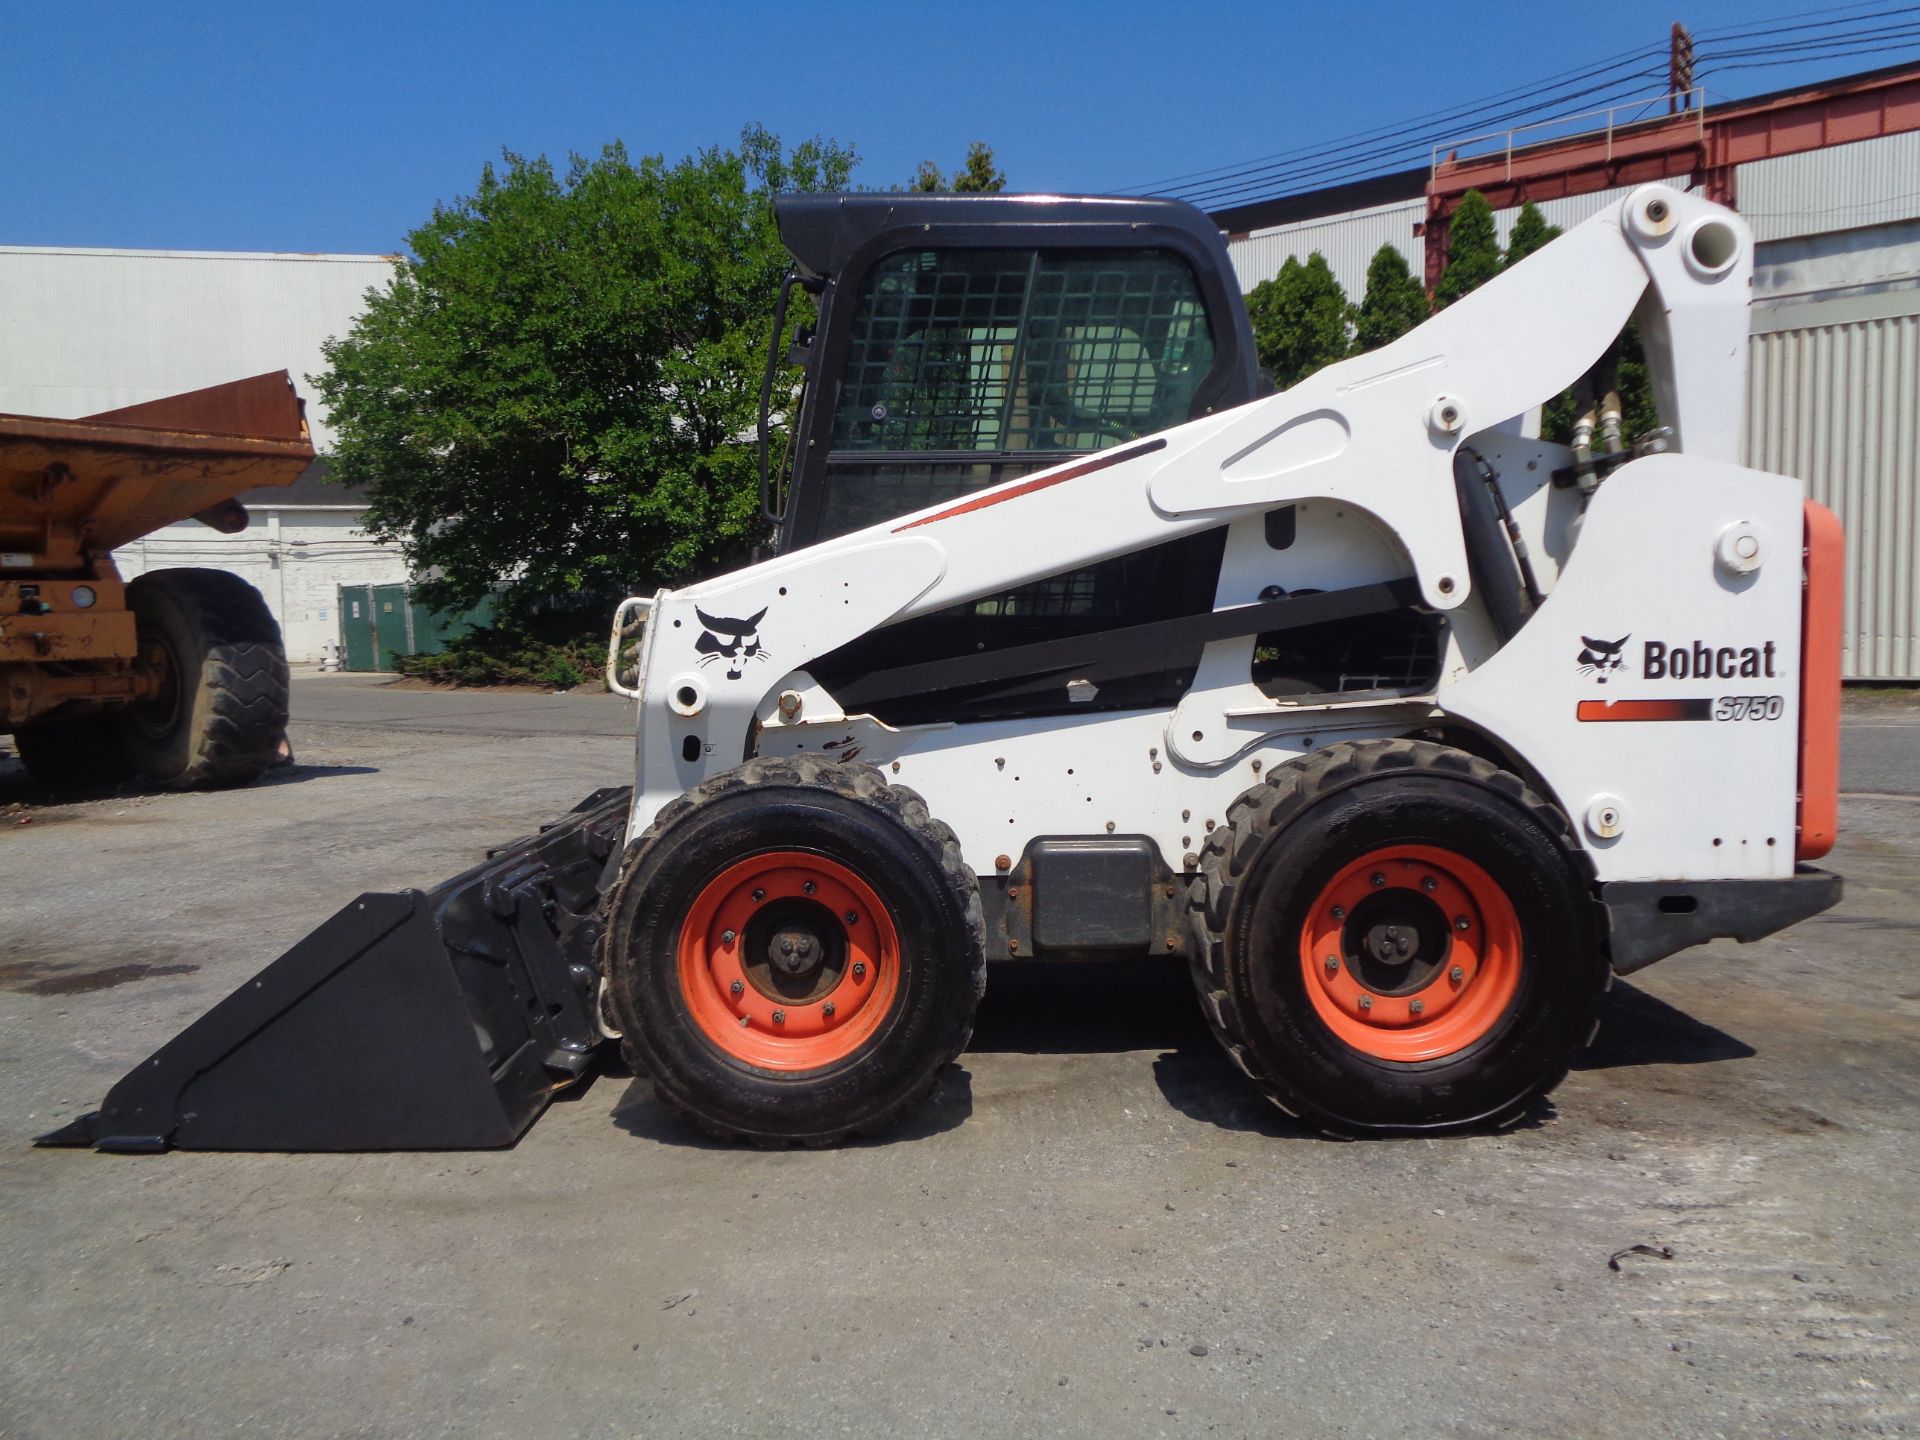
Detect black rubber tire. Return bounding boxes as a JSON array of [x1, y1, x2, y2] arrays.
[[118, 568, 289, 789], [10, 713, 134, 789], [602, 755, 987, 1146], [1188, 738, 1606, 1136]]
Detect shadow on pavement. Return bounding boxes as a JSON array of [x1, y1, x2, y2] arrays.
[[1575, 980, 1757, 1069], [0, 758, 377, 806], [967, 960, 1210, 1054], [607, 1061, 974, 1149], [966, 960, 1323, 1139], [251, 763, 381, 787], [596, 964, 1748, 1147]]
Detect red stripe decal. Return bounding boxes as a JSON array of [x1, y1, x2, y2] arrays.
[[892, 438, 1168, 531], [1576, 698, 1712, 722]]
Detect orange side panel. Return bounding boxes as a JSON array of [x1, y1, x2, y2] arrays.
[[1797, 501, 1844, 860]]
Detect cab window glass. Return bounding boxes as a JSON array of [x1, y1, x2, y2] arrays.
[[830, 248, 1215, 458]]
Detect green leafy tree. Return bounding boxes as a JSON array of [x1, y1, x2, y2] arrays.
[[907, 142, 1006, 193], [1433, 189, 1499, 308], [1245, 253, 1352, 390], [1503, 201, 1562, 268], [313, 126, 855, 609], [1350, 243, 1428, 354]]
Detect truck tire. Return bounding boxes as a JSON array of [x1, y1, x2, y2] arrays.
[[120, 568, 290, 789], [11, 713, 134, 789], [603, 756, 986, 1146], [1188, 738, 1606, 1135]]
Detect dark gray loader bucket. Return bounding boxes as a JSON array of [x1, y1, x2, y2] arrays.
[[37, 788, 631, 1152]]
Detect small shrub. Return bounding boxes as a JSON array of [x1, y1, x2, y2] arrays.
[[395, 608, 607, 689]]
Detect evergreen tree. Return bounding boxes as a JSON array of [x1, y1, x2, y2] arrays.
[[908, 143, 1005, 193], [1503, 202, 1562, 269], [1433, 189, 1499, 308], [952, 142, 1006, 192], [1350, 243, 1428, 354], [1245, 253, 1352, 390]]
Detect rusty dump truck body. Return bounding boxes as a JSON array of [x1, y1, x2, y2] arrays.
[[0, 372, 312, 759]]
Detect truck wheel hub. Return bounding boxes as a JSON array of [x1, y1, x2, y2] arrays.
[[1348, 894, 1448, 994], [675, 852, 900, 1071], [1298, 844, 1523, 1062], [126, 635, 181, 740]]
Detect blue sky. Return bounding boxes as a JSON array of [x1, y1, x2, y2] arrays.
[[4, 1, 1912, 254]]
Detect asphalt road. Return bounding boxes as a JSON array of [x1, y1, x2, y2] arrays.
[[1, 676, 1916, 1439], [1841, 694, 1920, 795]]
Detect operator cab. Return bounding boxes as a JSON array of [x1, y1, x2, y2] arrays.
[[761, 193, 1268, 724]]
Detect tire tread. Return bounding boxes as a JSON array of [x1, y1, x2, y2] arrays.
[[608, 755, 985, 1146], [1186, 738, 1596, 1134]]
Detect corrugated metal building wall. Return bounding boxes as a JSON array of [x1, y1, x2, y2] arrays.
[[1747, 292, 1920, 681], [1738, 130, 1920, 243], [0, 246, 396, 449], [1225, 132, 1920, 679], [1227, 197, 1426, 300]]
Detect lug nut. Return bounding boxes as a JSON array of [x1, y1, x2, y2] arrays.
[[772, 1010, 785, 1024], [751, 888, 766, 902], [1358, 995, 1373, 1011], [853, 963, 866, 979], [845, 911, 858, 925], [730, 979, 744, 996], [823, 1002, 835, 1019], [1449, 966, 1465, 984], [1454, 916, 1470, 931], [1370, 873, 1386, 887], [1409, 999, 1424, 1015], [1421, 876, 1437, 892], [1325, 955, 1340, 975], [1331, 906, 1345, 920], [721, 929, 736, 944], [803, 881, 817, 895]]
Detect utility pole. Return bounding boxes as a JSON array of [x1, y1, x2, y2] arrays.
[[1670, 22, 1695, 112]]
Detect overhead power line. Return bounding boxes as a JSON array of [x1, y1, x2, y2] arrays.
[[1693, 1, 1920, 41], [1137, 3, 1920, 214], [1160, 67, 1669, 209], [1132, 41, 1667, 195]]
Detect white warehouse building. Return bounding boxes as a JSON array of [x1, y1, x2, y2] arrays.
[[0, 245, 406, 662]]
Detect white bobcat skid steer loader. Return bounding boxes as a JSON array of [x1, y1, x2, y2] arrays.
[[594, 181, 1841, 1143], [46, 184, 1841, 1153]]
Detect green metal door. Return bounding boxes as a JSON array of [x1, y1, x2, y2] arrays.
[[338, 582, 499, 670], [338, 585, 378, 671], [370, 584, 410, 669], [408, 589, 495, 656]]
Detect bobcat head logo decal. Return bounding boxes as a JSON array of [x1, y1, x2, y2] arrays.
[[695, 606, 771, 680], [1576, 634, 1629, 683]]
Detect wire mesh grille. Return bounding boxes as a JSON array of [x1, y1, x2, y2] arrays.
[[830, 249, 1213, 455]]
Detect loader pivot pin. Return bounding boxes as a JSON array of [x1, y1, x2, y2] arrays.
[[675, 852, 900, 1072], [1298, 845, 1522, 1063]]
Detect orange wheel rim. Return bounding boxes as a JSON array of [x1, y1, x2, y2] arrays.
[[1298, 844, 1522, 1062], [677, 850, 901, 1072]]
